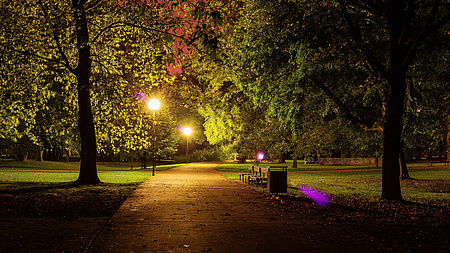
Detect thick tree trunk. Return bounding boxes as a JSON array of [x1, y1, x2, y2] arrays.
[[292, 156, 298, 168], [382, 79, 404, 200], [73, 0, 100, 185], [75, 83, 100, 184], [381, 1, 408, 201]]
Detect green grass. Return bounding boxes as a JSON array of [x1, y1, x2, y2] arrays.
[[0, 160, 184, 185], [0, 171, 153, 184], [0, 160, 80, 170], [217, 160, 429, 172], [218, 161, 379, 172], [0, 159, 183, 172], [223, 166, 450, 207]]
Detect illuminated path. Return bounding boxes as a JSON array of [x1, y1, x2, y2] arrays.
[[89, 163, 376, 252]]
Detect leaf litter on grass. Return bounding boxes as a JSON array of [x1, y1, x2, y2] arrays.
[[0, 182, 139, 218]]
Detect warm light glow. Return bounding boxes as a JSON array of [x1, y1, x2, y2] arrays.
[[183, 127, 192, 136], [148, 99, 160, 111]]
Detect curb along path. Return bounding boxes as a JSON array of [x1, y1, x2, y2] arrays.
[[89, 163, 375, 253]]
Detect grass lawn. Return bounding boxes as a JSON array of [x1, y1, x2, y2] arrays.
[[0, 159, 182, 171], [219, 163, 450, 207], [217, 160, 426, 172], [220, 162, 449, 230], [0, 159, 183, 218]]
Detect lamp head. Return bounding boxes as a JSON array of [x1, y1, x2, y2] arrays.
[[148, 99, 160, 111], [184, 127, 192, 136]]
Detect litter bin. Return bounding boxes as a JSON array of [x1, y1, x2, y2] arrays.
[[267, 170, 287, 193]]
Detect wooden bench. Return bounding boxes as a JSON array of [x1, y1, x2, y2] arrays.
[[249, 166, 268, 186], [239, 165, 254, 182], [242, 165, 288, 187], [427, 159, 449, 166], [239, 166, 266, 186]]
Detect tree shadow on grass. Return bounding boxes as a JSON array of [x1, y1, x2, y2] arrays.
[[0, 181, 140, 195], [0, 181, 85, 194]]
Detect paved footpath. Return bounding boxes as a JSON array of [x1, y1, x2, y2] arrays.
[[88, 163, 376, 253]]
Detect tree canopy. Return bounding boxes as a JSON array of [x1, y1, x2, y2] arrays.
[[1, 0, 449, 201]]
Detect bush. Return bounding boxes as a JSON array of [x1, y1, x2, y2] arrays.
[[173, 146, 230, 163]]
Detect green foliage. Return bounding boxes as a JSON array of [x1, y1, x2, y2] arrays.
[[1, 0, 223, 163], [173, 145, 230, 163]]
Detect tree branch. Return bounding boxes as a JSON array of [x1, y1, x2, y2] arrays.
[[339, 0, 389, 79], [307, 75, 383, 132], [346, 0, 384, 16], [403, 3, 450, 71], [399, 0, 414, 46], [37, 0, 74, 73], [86, 0, 102, 11], [4, 46, 66, 67]]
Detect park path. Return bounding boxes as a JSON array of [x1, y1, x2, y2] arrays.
[[88, 163, 376, 253]]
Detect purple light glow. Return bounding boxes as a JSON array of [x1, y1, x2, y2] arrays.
[[256, 152, 264, 161], [298, 185, 332, 208], [135, 91, 145, 101]]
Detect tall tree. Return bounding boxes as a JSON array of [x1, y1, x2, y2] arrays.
[[218, 0, 449, 201], [338, 0, 450, 200], [1, 0, 205, 184]]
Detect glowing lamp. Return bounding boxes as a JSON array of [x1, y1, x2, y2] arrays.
[[183, 127, 192, 136], [148, 99, 160, 111], [257, 152, 264, 161]]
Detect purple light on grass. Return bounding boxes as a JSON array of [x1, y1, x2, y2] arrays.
[[298, 185, 332, 208]]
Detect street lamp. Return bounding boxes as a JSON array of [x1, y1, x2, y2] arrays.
[[148, 98, 160, 176], [183, 127, 192, 164]]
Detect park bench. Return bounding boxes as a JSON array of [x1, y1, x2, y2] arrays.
[[242, 165, 288, 187], [426, 158, 449, 166], [239, 166, 266, 186], [248, 166, 268, 186], [239, 165, 254, 182]]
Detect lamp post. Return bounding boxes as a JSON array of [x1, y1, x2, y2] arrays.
[[148, 98, 160, 176], [183, 127, 192, 164]]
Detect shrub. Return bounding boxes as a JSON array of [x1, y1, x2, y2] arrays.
[[173, 146, 230, 163]]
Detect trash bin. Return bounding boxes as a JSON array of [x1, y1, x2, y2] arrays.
[[267, 170, 287, 193]]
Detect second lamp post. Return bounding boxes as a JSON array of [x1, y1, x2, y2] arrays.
[[183, 127, 192, 164], [148, 98, 160, 176]]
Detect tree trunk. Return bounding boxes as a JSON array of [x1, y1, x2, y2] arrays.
[[381, 1, 408, 201], [278, 154, 286, 163], [66, 147, 70, 162], [445, 124, 450, 161], [130, 149, 134, 170], [292, 156, 298, 168], [73, 0, 100, 185], [35, 136, 43, 162], [399, 141, 412, 180], [142, 150, 147, 170], [381, 72, 405, 200]]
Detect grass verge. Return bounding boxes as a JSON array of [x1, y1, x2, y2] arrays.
[[0, 160, 177, 218], [221, 164, 449, 228]]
